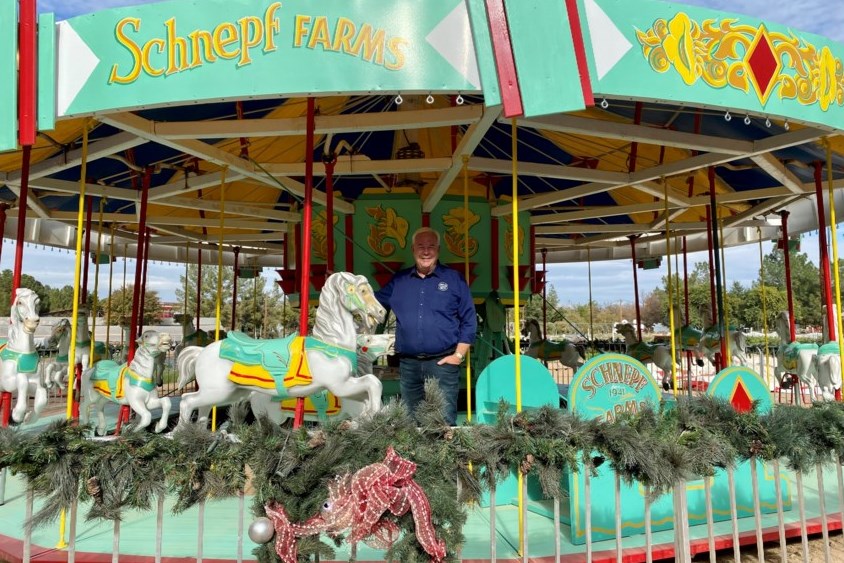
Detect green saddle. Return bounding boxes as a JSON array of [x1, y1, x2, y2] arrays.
[[0, 342, 39, 373], [818, 342, 839, 355]]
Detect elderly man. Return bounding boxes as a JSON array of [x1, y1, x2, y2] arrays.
[[375, 227, 476, 425]]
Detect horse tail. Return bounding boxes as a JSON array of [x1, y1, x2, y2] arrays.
[[176, 347, 203, 389]]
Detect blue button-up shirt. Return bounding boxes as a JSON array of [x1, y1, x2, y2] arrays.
[[375, 263, 476, 356]]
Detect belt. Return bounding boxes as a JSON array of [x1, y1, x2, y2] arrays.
[[400, 348, 455, 360]]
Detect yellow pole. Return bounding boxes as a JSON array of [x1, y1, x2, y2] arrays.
[[511, 117, 525, 556], [462, 155, 472, 422], [825, 139, 844, 397], [212, 168, 227, 431], [664, 178, 678, 395], [758, 228, 771, 388], [89, 198, 105, 367], [719, 220, 731, 366], [105, 224, 115, 347], [59, 118, 91, 548]]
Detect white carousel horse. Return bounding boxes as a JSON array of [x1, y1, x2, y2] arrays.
[[616, 323, 679, 389], [80, 330, 173, 435], [43, 318, 72, 389], [250, 332, 395, 424], [114, 325, 167, 387], [815, 305, 842, 402], [674, 304, 749, 368], [176, 271, 386, 428], [173, 313, 224, 358], [522, 318, 584, 371], [774, 310, 819, 403], [73, 308, 109, 372], [0, 288, 48, 423]]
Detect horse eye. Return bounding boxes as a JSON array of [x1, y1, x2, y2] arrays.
[[322, 501, 331, 511]]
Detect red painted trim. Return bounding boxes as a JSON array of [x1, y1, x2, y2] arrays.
[[422, 212, 430, 228], [814, 162, 836, 341], [345, 214, 354, 272], [17, 0, 37, 146], [484, 0, 523, 118], [564, 0, 594, 106], [325, 158, 336, 272], [137, 226, 151, 338], [11, 145, 31, 298], [491, 217, 499, 290], [529, 224, 536, 293]]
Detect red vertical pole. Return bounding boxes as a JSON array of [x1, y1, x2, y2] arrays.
[[195, 244, 202, 332], [324, 157, 336, 272], [81, 197, 93, 305], [294, 97, 316, 428], [541, 248, 547, 338], [491, 217, 499, 290], [422, 213, 430, 228], [814, 162, 836, 341], [127, 169, 151, 363], [780, 211, 797, 342], [231, 247, 240, 331], [11, 147, 31, 296], [708, 169, 727, 364], [0, 203, 8, 264], [137, 227, 151, 337], [629, 236, 642, 341]]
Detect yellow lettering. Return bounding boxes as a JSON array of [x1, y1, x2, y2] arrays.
[[294, 15, 311, 47], [237, 16, 263, 66], [307, 16, 332, 50], [188, 29, 216, 68], [332, 17, 357, 53], [352, 24, 386, 65], [164, 18, 189, 75], [264, 2, 281, 52], [213, 22, 240, 60], [581, 375, 595, 400], [141, 38, 166, 77], [385, 37, 408, 70], [109, 17, 143, 84]]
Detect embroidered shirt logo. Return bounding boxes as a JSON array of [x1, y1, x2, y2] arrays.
[[437, 282, 449, 292]]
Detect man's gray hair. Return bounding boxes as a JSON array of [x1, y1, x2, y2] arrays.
[[411, 227, 440, 246]]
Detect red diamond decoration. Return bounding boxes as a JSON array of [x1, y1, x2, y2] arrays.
[[745, 25, 781, 106], [730, 379, 753, 413]]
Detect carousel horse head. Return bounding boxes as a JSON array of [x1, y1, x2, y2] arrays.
[[522, 318, 541, 340], [10, 288, 41, 335], [319, 271, 386, 334], [775, 311, 791, 342], [136, 330, 173, 358], [50, 318, 71, 342], [616, 323, 637, 342]]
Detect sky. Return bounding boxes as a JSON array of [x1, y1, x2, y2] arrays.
[[4, 0, 841, 305]]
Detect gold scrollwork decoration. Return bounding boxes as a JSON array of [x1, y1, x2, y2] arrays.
[[366, 205, 409, 258], [441, 207, 480, 258], [636, 13, 843, 110]]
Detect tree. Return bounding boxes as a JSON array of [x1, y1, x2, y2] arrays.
[[640, 288, 666, 329], [0, 269, 51, 315], [761, 248, 821, 326], [45, 285, 76, 313], [235, 275, 295, 337], [175, 264, 235, 328], [102, 286, 164, 326]]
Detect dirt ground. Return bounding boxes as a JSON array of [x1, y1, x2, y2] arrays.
[[701, 530, 844, 562]]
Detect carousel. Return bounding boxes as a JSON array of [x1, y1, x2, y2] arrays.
[[1, 0, 844, 561]]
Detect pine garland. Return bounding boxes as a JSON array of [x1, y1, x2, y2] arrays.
[[3, 389, 844, 562]]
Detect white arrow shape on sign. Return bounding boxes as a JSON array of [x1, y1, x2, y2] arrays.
[[425, 2, 481, 90], [57, 21, 100, 117], [585, 0, 632, 80]]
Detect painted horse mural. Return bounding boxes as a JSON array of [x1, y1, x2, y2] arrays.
[[0, 288, 48, 423], [616, 323, 679, 390], [522, 318, 584, 371], [250, 332, 395, 423], [774, 310, 819, 403], [80, 330, 173, 435], [176, 272, 386, 428]]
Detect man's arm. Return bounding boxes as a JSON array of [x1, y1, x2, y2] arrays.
[[440, 277, 476, 365]]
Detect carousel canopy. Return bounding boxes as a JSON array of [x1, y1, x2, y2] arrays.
[[0, 0, 841, 271]]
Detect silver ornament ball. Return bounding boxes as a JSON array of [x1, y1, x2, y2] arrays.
[[248, 517, 275, 544]]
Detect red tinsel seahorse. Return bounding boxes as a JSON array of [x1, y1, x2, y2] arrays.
[[265, 446, 446, 563]]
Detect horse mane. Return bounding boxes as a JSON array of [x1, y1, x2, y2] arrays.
[[313, 272, 357, 348]]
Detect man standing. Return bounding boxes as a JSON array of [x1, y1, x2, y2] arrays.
[[375, 227, 476, 425]]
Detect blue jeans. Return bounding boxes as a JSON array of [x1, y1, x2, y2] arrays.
[[399, 357, 460, 425]]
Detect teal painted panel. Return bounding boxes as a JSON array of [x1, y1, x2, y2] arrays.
[[57, 0, 481, 117], [464, 0, 500, 107], [0, 0, 17, 151], [504, 0, 586, 118], [578, 0, 844, 129], [37, 13, 56, 132]]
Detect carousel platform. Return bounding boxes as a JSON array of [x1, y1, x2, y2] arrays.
[[0, 460, 842, 562]]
